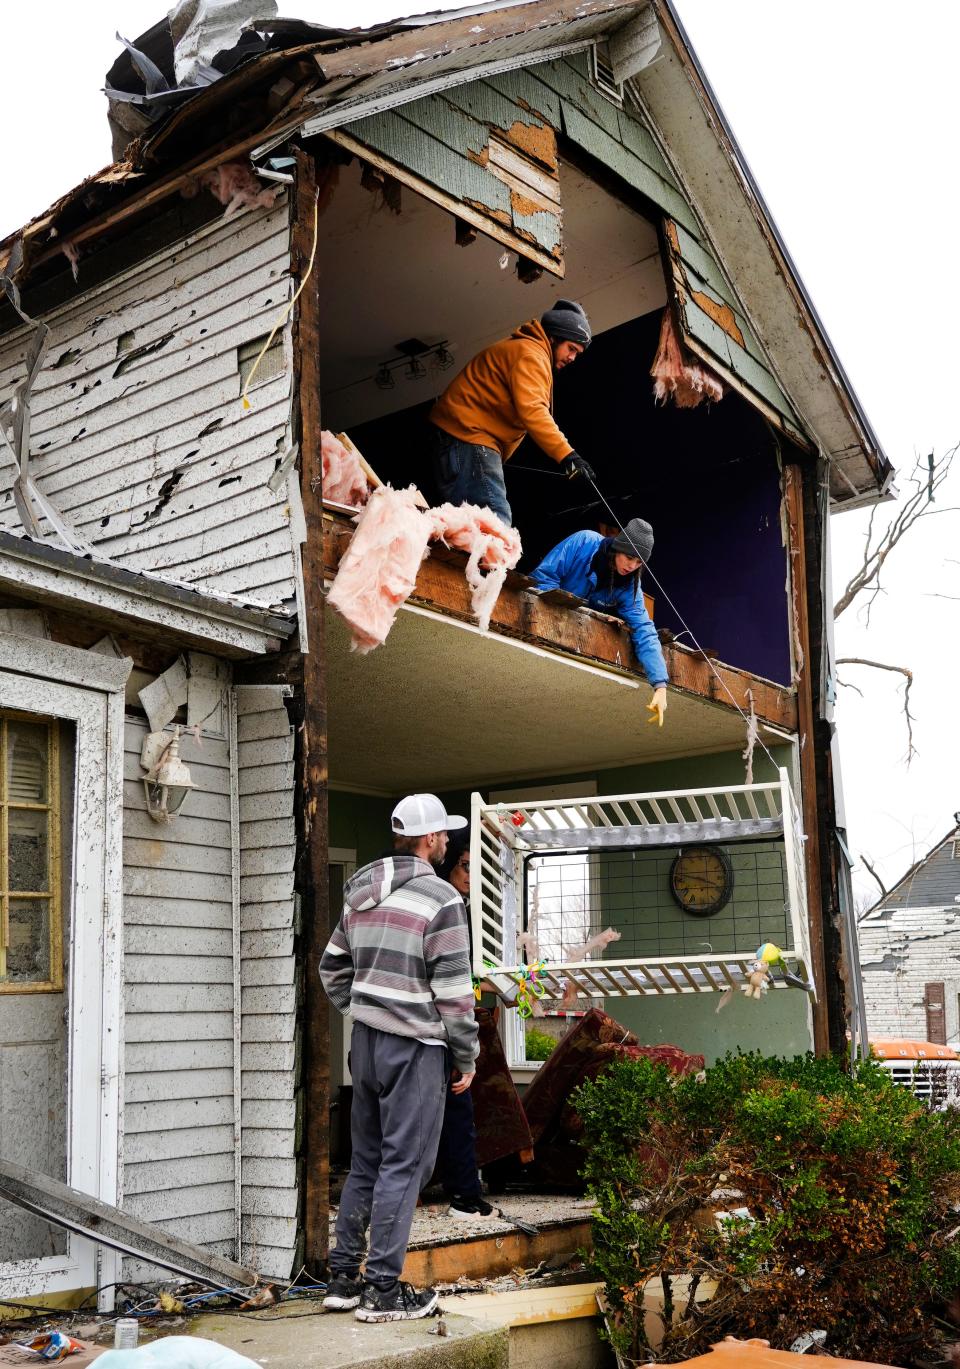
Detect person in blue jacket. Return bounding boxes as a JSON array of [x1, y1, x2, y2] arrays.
[[530, 517, 669, 726]]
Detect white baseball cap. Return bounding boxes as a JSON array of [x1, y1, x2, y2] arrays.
[[391, 793, 468, 837]]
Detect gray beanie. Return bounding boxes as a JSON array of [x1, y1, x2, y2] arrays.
[[611, 518, 654, 562], [541, 298, 591, 348]]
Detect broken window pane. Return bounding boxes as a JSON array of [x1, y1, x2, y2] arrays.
[[5, 900, 51, 982], [8, 809, 49, 893]]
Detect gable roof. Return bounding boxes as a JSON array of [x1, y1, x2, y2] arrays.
[[0, 0, 890, 505], [863, 822, 960, 917]]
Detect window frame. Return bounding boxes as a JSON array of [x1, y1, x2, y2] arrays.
[[0, 710, 63, 994]]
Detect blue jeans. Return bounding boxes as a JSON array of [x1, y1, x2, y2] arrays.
[[430, 426, 512, 526]]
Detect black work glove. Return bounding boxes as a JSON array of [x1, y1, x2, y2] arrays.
[[561, 452, 596, 482]]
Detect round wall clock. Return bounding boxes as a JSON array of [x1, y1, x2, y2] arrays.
[[669, 846, 734, 917]]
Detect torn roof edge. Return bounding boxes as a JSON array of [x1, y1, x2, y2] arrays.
[[0, 528, 295, 636]]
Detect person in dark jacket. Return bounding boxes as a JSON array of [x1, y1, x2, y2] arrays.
[[530, 518, 669, 726], [428, 300, 597, 525], [434, 831, 495, 1219], [319, 794, 478, 1323]]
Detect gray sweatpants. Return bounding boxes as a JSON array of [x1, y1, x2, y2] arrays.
[[330, 1022, 447, 1288]]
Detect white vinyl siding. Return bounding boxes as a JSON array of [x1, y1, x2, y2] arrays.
[[0, 202, 296, 606], [121, 716, 237, 1272], [236, 685, 299, 1277]]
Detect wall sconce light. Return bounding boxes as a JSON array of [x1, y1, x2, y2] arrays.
[[141, 727, 197, 824]]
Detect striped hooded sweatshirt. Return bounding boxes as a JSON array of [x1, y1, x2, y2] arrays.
[[319, 854, 479, 1072]]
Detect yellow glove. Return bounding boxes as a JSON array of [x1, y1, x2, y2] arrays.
[[646, 686, 667, 727]]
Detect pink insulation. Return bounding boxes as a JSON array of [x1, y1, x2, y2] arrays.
[[431, 502, 523, 633], [650, 307, 724, 409], [326, 486, 432, 654], [185, 162, 283, 218], [327, 487, 522, 652], [566, 928, 622, 961], [322, 431, 369, 509]]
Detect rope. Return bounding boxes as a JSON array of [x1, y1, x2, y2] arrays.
[[583, 472, 782, 774], [240, 190, 319, 409]]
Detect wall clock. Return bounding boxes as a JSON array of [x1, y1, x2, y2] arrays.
[[669, 846, 734, 917]]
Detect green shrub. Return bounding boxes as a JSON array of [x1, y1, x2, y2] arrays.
[[524, 1027, 557, 1061], [575, 1052, 960, 1365]]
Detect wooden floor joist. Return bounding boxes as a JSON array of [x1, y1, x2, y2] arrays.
[[322, 512, 797, 732]]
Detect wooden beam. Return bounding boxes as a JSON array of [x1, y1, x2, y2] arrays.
[[782, 461, 829, 1053], [321, 512, 798, 734], [293, 149, 332, 1274], [0, 1158, 258, 1287]]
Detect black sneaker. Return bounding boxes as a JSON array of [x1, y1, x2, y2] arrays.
[[447, 1195, 495, 1219], [323, 1273, 362, 1310], [354, 1281, 439, 1322]]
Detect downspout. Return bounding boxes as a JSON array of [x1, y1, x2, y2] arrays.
[[292, 146, 334, 1274], [228, 686, 243, 1258]]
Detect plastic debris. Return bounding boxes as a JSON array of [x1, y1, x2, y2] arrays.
[[13, 1332, 84, 1361], [95, 1337, 262, 1368]]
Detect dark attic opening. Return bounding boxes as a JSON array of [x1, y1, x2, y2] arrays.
[[314, 139, 792, 687]]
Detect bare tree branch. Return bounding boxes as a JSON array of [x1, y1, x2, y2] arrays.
[[836, 657, 917, 764], [836, 678, 864, 698], [834, 444, 959, 619], [860, 857, 888, 907]]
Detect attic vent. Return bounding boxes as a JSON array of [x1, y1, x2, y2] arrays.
[[591, 44, 624, 107], [238, 334, 285, 391]]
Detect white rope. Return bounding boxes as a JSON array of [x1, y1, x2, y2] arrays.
[[584, 473, 782, 774]]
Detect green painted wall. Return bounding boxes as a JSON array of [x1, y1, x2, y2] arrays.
[[329, 790, 394, 867], [613, 986, 813, 1066]]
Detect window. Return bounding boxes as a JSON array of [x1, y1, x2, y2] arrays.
[[0, 713, 62, 993], [238, 334, 285, 391]]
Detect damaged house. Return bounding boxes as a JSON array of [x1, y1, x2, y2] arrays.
[[0, 0, 888, 1304], [860, 821, 960, 1047]]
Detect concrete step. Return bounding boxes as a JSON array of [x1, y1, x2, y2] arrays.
[[192, 1282, 612, 1369]]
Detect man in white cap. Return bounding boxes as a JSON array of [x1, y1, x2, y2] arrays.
[[319, 794, 478, 1323]]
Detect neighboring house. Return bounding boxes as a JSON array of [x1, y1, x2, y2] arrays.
[[0, 0, 887, 1302], [860, 823, 960, 1047]]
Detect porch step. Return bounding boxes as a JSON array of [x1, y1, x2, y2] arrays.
[[193, 1281, 610, 1369]]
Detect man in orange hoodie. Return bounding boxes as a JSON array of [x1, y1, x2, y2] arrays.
[[429, 300, 597, 526]]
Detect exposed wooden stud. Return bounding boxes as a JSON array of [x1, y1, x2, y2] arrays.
[[516, 256, 543, 284], [782, 460, 828, 1053], [292, 148, 332, 1274], [455, 218, 478, 247]]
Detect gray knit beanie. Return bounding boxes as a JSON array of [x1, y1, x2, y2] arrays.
[[611, 518, 654, 562], [540, 298, 591, 348]]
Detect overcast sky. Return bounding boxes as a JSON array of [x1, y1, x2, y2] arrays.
[[3, 1, 956, 899]]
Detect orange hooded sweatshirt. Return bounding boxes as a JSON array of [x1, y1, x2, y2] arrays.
[[429, 319, 574, 464]]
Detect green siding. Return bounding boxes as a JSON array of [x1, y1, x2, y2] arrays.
[[341, 85, 562, 260]]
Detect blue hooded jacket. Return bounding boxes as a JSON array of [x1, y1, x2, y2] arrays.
[[530, 531, 668, 686]]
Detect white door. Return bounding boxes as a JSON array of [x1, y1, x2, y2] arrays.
[[0, 670, 118, 1298]]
